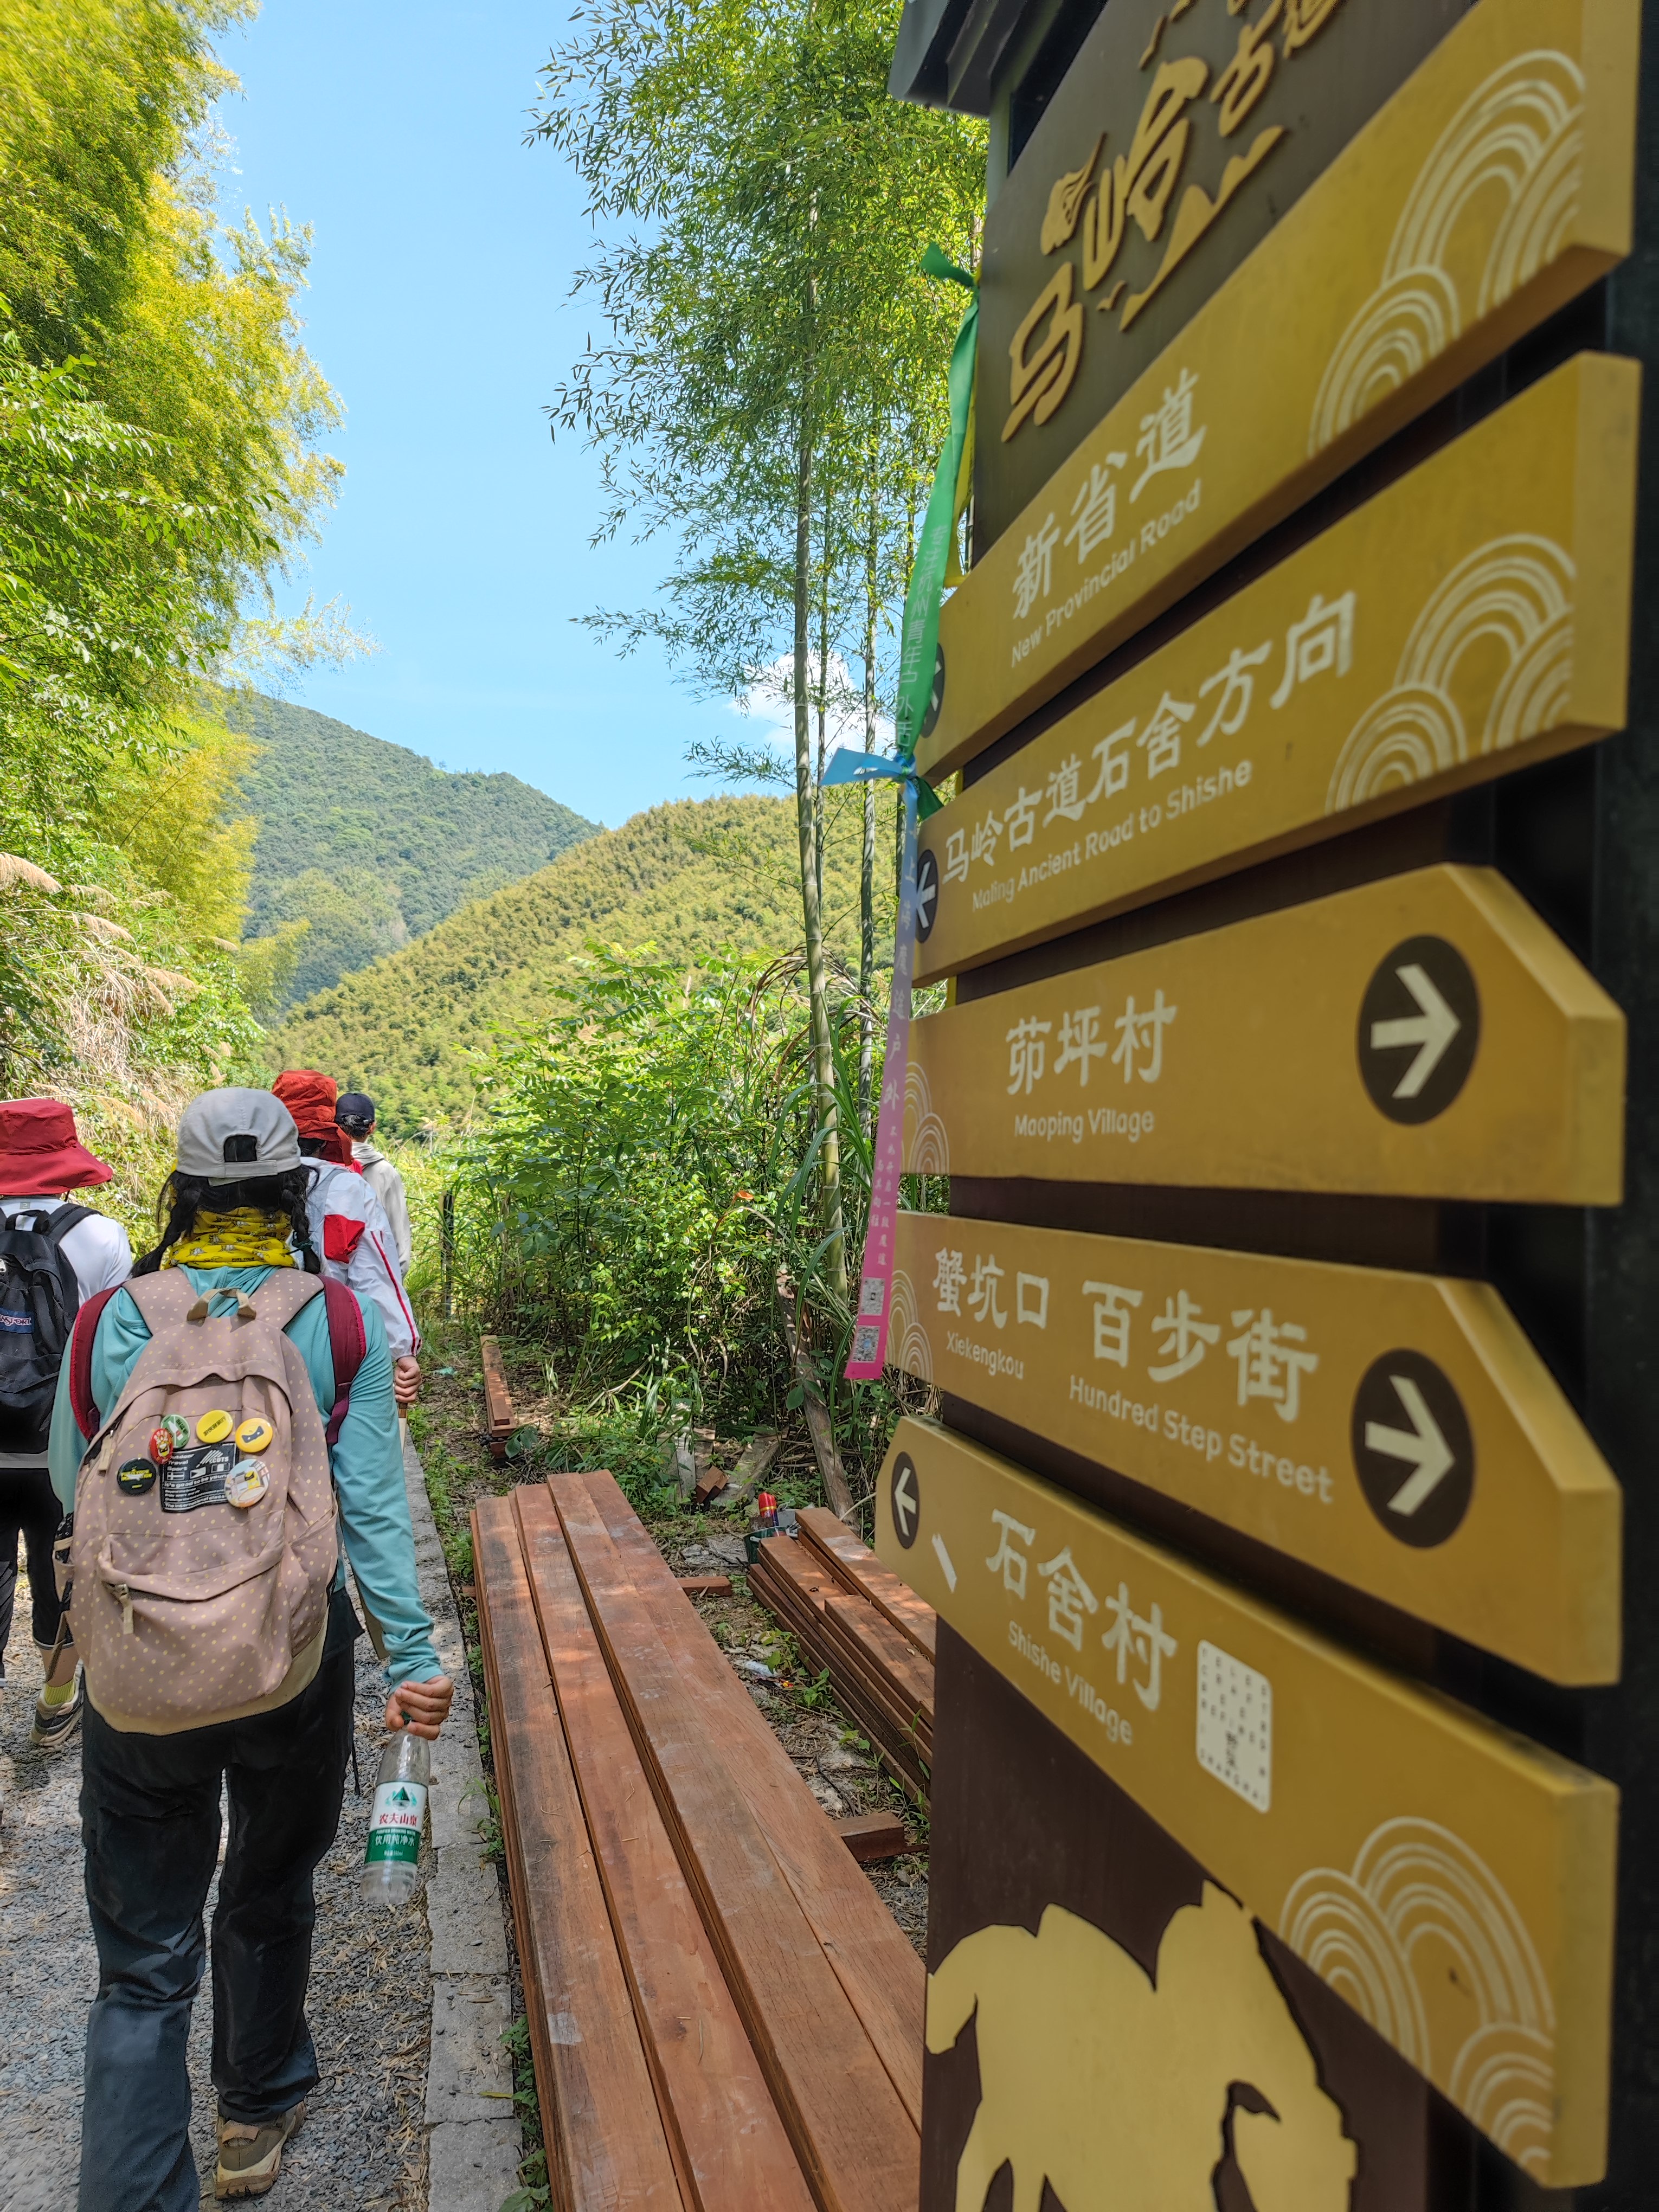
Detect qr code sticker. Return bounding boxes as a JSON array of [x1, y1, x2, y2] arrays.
[[859, 1278, 886, 1319], [851, 1324, 881, 1364], [1196, 1641, 1272, 1812]]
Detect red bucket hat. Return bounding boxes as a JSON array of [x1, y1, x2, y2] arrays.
[[272, 1070, 354, 1166], [0, 1098, 113, 1194]]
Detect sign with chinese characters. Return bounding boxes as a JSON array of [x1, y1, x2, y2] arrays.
[[975, 0, 1464, 554], [889, 1209, 1621, 1681], [916, 353, 1638, 982], [902, 863, 1623, 1203], [921, 0, 1639, 780], [877, 1416, 1617, 2186]]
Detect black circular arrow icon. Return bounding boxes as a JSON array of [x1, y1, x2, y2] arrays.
[[1351, 1351, 1474, 1547], [1356, 935, 1480, 1124], [915, 847, 940, 941], [921, 646, 946, 738], [890, 1452, 921, 1549]]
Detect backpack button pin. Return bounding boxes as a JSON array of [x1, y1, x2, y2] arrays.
[[196, 1410, 233, 1445], [235, 1418, 273, 1454], [160, 1414, 190, 1451], [225, 1461, 269, 1509], [149, 1426, 176, 1463], [117, 1458, 157, 1495]]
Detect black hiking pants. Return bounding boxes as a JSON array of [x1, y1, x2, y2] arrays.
[[0, 1463, 67, 1667], [76, 1591, 359, 2212]]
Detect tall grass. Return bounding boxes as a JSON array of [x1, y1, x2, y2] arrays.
[[410, 942, 944, 1510]]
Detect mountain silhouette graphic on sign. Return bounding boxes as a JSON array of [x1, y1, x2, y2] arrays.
[[928, 1884, 1354, 2210]]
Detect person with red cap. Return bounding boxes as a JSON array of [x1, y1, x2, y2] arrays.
[[0, 1098, 131, 1752], [270, 1072, 421, 1408]]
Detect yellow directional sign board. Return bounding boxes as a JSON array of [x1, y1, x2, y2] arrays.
[[890, 1210, 1620, 1682], [915, 354, 1638, 983], [903, 864, 1624, 1203], [876, 1417, 1617, 2186], [919, 0, 1639, 780]]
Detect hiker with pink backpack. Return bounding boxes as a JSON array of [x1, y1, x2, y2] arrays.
[[48, 1089, 454, 2208]]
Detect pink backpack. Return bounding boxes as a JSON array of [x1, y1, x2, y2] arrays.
[[69, 1270, 345, 1733]]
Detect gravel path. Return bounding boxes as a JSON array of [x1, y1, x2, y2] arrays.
[[0, 1583, 433, 2211]]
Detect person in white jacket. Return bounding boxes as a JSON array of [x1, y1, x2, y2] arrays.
[[271, 1071, 422, 1406], [335, 1092, 412, 1273]]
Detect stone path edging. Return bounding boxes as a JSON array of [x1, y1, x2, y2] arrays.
[[402, 1433, 520, 2208]]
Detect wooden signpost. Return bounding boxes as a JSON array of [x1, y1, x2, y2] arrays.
[[881, 0, 1659, 2198], [889, 1207, 1621, 1681], [905, 863, 1625, 1201], [915, 354, 1639, 981], [917, 0, 1639, 779], [874, 1416, 1617, 2187]]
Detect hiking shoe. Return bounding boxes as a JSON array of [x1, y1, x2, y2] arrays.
[[215, 2102, 305, 2199], [30, 1675, 82, 1750]]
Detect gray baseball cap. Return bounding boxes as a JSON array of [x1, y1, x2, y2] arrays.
[[176, 1089, 305, 1184]]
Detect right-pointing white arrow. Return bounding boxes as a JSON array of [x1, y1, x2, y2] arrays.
[[1365, 1374, 1456, 1515], [1370, 962, 1461, 1098]]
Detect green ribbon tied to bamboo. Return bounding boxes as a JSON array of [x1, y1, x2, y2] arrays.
[[823, 243, 976, 813]]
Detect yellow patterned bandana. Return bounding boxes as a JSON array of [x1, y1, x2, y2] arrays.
[[163, 1208, 295, 1272]]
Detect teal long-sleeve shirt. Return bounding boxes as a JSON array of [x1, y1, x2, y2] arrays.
[[48, 1264, 441, 1688]]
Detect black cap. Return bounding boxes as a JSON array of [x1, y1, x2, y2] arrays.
[[335, 1091, 376, 1134]]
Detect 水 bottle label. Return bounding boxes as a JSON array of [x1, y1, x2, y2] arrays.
[[365, 1779, 427, 1866]]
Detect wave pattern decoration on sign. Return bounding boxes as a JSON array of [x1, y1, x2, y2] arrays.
[[888, 1265, 934, 1384], [1326, 533, 1576, 809], [1311, 54, 1586, 453], [1280, 1816, 1555, 2174], [906, 1060, 950, 1175]]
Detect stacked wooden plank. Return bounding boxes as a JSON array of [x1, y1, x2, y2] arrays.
[[473, 1470, 923, 2212], [747, 1507, 935, 1801]]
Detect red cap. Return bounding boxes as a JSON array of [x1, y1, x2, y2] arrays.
[[0, 1098, 112, 1196], [756, 1491, 778, 1519]]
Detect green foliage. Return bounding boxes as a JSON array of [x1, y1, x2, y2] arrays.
[[0, 1, 345, 1101], [436, 939, 943, 1510], [271, 794, 871, 1132], [220, 690, 599, 1002]]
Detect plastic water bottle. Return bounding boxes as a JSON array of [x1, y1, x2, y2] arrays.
[[361, 1728, 429, 1904]]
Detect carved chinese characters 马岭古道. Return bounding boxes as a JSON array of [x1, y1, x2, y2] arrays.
[[1005, 0, 1349, 449], [962, 577, 1357, 871]]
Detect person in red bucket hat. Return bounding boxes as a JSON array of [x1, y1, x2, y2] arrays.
[[0, 1099, 132, 1757]]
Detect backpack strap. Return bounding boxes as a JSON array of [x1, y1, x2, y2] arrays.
[[69, 1285, 121, 1442], [322, 1278, 366, 1447]]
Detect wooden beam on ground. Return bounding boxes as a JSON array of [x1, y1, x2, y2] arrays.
[[833, 1812, 908, 1864], [549, 1473, 922, 2211], [775, 1280, 853, 1520], [479, 1336, 515, 1463], [565, 1471, 925, 2126], [795, 1508, 936, 1661], [677, 1574, 732, 1598], [512, 1486, 814, 2212], [471, 1499, 682, 2211]]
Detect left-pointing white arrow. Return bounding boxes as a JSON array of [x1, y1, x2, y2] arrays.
[[1371, 962, 1461, 1098], [1365, 1374, 1456, 1515], [893, 1462, 917, 1536]]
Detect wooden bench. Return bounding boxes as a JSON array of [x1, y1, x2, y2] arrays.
[[479, 1335, 515, 1462], [473, 1472, 925, 2211]]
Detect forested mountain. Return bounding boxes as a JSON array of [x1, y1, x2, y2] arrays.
[[222, 691, 599, 1005], [271, 795, 869, 1131]]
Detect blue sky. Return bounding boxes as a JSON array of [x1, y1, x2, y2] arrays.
[[217, 0, 744, 827]]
